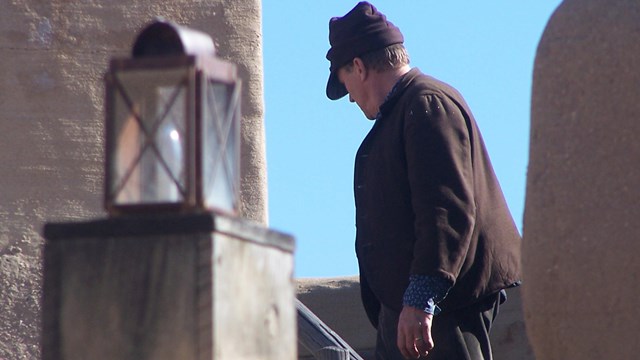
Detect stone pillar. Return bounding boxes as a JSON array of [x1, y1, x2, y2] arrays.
[[524, 1, 640, 359], [0, 1, 266, 358], [42, 213, 294, 360]]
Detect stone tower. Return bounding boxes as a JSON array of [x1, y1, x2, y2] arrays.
[[524, 0, 640, 358], [0, 1, 267, 357]]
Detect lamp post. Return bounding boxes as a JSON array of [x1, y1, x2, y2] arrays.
[[42, 20, 296, 360], [104, 19, 241, 215]]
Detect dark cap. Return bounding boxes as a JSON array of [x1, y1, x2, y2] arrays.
[[325, 2, 404, 100]]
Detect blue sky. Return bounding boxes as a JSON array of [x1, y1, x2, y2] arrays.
[[263, 1, 563, 278]]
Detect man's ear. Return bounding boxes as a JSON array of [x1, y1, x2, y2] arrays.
[[353, 57, 368, 81]]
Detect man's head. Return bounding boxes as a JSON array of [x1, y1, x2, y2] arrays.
[[325, 2, 406, 101], [337, 45, 410, 119]]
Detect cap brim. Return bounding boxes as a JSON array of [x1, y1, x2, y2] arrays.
[[326, 70, 347, 100]]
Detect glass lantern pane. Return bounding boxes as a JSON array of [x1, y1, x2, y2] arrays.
[[110, 67, 190, 204], [202, 80, 239, 212]]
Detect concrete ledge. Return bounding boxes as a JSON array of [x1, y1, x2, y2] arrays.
[[297, 276, 375, 359], [296, 276, 533, 360]]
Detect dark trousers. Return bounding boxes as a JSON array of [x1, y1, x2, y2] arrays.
[[375, 291, 504, 360]]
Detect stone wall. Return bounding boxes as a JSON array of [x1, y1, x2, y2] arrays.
[[0, 1, 266, 358], [524, 0, 640, 358]]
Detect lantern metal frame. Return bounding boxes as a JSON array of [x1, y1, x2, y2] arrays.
[[104, 54, 241, 215]]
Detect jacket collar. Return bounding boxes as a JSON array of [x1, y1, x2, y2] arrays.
[[376, 67, 422, 120]]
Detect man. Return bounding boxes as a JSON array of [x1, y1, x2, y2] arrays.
[[325, 2, 522, 359]]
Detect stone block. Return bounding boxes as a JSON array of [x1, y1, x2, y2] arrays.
[[42, 213, 295, 360]]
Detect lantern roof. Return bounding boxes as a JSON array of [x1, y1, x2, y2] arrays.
[[132, 18, 215, 58]]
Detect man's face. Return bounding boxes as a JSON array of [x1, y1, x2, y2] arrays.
[[337, 63, 376, 120]]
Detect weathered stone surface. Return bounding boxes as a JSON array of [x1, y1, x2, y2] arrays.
[[524, 0, 640, 358], [0, 1, 266, 358], [42, 213, 294, 360], [0, 252, 41, 359], [297, 276, 376, 359]]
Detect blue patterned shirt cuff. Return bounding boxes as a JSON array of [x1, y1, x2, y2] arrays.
[[402, 275, 452, 315]]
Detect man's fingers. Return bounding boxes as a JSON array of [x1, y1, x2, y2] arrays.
[[421, 325, 434, 350], [398, 306, 434, 358], [407, 336, 421, 359], [416, 338, 430, 358], [397, 330, 420, 359]]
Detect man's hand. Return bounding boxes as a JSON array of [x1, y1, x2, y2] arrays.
[[397, 305, 434, 359]]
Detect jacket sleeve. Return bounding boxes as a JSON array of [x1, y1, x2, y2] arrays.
[[404, 93, 476, 286]]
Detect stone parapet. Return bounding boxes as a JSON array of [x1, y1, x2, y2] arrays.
[[296, 276, 533, 360]]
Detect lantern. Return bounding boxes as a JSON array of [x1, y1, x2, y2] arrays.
[[104, 19, 241, 215]]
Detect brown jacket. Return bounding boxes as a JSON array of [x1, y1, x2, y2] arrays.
[[354, 68, 521, 326]]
